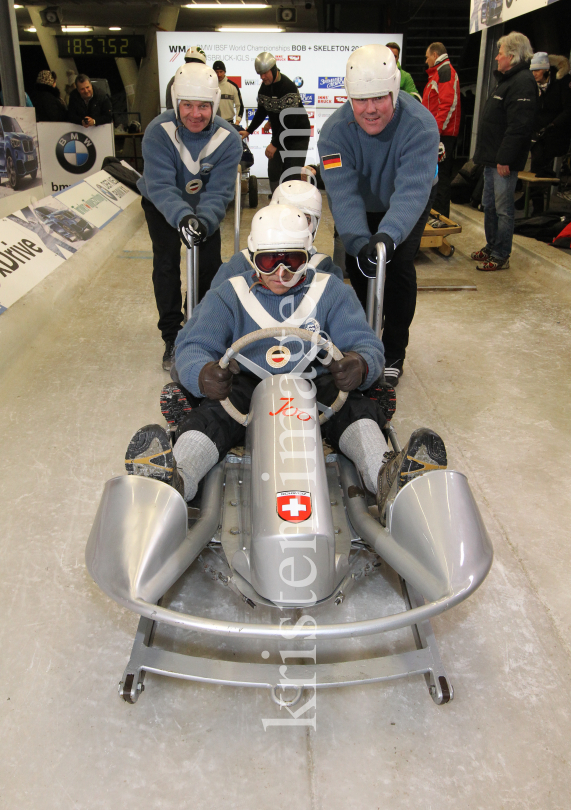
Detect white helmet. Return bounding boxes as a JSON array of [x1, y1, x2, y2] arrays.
[[185, 46, 207, 64], [254, 51, 277, 75], [270, 180, 322, 236], [248, 205, 312, 282], [171, 63, 221, 117], [344, 44, 400, 109]]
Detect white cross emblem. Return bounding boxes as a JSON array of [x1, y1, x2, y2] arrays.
[[281, 498, 307, 517]]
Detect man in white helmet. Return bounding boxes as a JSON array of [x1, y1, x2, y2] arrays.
[[239, 52, 311, 192], [165, 46, 207, 110], [318, 44, 439, 386], [126, 204, 447, 527], [138, 61, 242, 370]]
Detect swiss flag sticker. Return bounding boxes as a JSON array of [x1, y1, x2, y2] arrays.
[[277, 491, 312, 523]]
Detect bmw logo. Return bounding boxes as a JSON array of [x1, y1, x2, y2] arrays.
[[56, 132, 96, 174], [294, 76, 304, 88]]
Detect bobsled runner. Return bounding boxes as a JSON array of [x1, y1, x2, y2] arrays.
[[86, 244, 493, 708]]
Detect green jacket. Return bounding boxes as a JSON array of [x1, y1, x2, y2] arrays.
[[398, 62, 421, 101]]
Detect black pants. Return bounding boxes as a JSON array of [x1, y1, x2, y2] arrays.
[[175, 372, 386, 461], [141, 196, 222, 342], [268, 136, 310, 193], [433, 135, 456, 218], [344, 186, 436, 363]]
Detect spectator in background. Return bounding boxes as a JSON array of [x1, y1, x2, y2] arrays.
[[29, 69, 67, 122], [422, 42, 461, 218], [212, 61, 243, 124], [386, 42, 421, 101], [472, 33, 537, 271], [241, 52, 311, 193], [166, 47, 207, 109], [67, 74, 112, 127], [527, 52, 571, 213]]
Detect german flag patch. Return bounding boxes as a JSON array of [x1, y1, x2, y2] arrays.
[[322, 153, 342, 170]]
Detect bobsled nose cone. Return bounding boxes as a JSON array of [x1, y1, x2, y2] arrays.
[[387, 470, 493, 602], [86, 475, 188, 605]]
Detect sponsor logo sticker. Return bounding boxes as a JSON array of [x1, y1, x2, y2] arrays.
[[277, 491, 312, 523], [317, 95, 332, 104], [301, 93, 315, 105], [318, 76, 345, 89], [288, 54, 301, 61], [56, 131, 96, 174], [334, 95, 347, 104], [294, 76, 304, 88]]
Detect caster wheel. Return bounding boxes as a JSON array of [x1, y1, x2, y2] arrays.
[[119, 673, 144, 704]]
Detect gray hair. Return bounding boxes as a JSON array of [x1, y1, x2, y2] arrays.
[[497, 32, 533, 66]]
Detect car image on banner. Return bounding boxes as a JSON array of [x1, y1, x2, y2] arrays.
[[33, 204, 95, 242], [0, 107, 42, 198]]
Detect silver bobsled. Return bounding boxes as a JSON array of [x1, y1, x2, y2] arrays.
[[86, 243, 493, 707]]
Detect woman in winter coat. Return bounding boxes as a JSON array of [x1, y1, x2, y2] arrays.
[[529, 52, 571, 211], [29, 70, 67, 122]]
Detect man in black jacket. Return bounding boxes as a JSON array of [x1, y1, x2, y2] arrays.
[[67, 75, 112, 128], [240, 52, 310, 192], [472, 33, 537, 271]]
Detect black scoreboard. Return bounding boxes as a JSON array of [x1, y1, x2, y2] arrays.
[[56, 35, 146, 59]]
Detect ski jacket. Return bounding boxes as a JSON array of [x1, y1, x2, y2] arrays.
[[175, 267, 384, 398], [29, 83, 67, 122], [247, 73, 310, 147], [474, 60, 538, 171], [137, 110, 242, 233], [317, 93, 439, 256], [67, 87, 112, 126], [532, 59, 571, 156], [422, 54, 461, 137]]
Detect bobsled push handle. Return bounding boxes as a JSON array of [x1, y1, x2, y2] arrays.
[[366, 242, 386, 339], [234, 166, 242, 254], [218, 326, 349, 426], [185, 236, 200, 322]]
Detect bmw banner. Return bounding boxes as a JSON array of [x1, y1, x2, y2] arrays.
[[36, 122, 114, 197]]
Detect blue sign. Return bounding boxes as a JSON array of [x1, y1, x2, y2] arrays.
[[318, 77, 344, 89], [301, 93, 315, 105]]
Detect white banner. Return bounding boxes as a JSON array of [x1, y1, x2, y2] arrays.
[[0, 171, 137, 314], [157, 32, 401, 177], [0, 107, 42, 216], [470, 0, 561, 34], [36, 122, 115, 196]]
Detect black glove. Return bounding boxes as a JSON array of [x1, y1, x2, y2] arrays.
[[198, 359, 240, 400], [365, 377, 396, 425], [329, 351, 367, 392], [178, 215, 208, 248], [356, 232, 395, 278]]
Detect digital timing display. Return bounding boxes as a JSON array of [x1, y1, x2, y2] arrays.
[[56, 35, 146, 59]]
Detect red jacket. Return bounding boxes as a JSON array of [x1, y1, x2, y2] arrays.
[[422, 54, 461, 137]]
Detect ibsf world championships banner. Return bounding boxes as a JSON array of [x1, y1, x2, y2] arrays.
[[157, 32, 402, 178]]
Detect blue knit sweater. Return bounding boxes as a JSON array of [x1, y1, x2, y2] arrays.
[[175, 267, 384, 398], [137, 110, 242, 233], [317, 94, 439, 255]]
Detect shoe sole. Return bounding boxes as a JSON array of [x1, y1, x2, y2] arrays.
[[160, 384, 192, 426], [398, 429, 447, 489], [125, 424, 174, 483]]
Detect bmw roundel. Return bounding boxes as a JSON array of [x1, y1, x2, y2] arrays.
[[294, 76, 304, 88], [56, 132, 97, 174]]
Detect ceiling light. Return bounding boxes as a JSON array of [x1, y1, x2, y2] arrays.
[[25, 27, 36, 32], [109, 27, 121, 31], [217, 26, 283, 32], [186, 4, 268, 9], [61, 26, 94, 33], [14, 4, 24, 8]]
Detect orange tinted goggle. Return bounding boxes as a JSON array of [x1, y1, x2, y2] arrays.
[[253, 250, 308, 275]]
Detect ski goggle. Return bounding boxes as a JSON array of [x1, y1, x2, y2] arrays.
[[253, 249, 308, 275]]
